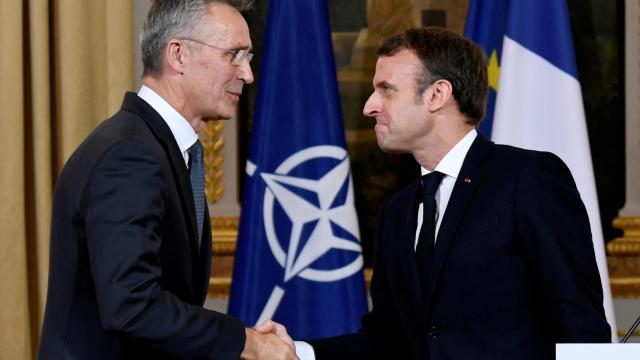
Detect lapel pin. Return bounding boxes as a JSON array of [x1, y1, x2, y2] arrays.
[[464, 178, 472, 184]]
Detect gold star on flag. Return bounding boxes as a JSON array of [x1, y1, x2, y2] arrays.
[[488, 49, 501, 91]]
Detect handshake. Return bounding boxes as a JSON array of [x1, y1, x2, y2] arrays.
[[240, 320, 300, 360]]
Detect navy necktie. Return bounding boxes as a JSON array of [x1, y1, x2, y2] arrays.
[[416, 171, 444, 304], [189, 140, 205, 248]]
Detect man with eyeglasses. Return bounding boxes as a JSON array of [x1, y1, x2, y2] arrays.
[[38, 1, 297, 359]]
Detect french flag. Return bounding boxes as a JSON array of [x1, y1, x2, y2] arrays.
[[465, 0, 617, 340]]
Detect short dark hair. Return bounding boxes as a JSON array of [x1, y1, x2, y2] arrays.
[[378, 27, 488, 126], [141, 0, 253, 77]]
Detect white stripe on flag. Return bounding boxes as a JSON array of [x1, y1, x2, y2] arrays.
[[255, 285, 285, 326]]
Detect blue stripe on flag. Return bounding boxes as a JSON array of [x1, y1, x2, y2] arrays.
[[464, 0, 508, 58], [505, 0, 578, 78], [464, 0, 509, 138]]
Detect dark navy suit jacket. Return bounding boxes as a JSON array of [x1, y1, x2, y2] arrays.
[[311, 134, 610, 359], [38, 93, 245, 359]]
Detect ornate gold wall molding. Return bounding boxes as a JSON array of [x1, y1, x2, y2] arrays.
[[607, 217, 640, 298], [202, 120, 225, 203], [209, 216, 239, 298], [609, 277, 640, 298], [209, 276, 232, 298], [210, 216, 239, 255], [207, 214, 640, 299], [610, 217, 640, 254]]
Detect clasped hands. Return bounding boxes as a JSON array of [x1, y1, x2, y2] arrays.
[[241, 320, 298, 360]]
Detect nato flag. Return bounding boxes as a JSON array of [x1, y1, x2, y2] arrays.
[[228, 0, 368, 339]]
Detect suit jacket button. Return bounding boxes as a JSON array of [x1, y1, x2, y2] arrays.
[[429, 326, 440, 338]]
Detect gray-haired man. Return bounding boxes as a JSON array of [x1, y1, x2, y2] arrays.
[[38, 1, 296, 359]]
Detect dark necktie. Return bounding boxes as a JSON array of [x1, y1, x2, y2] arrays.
[[189, 140, 205, 248], [416, 171, 444, 304]]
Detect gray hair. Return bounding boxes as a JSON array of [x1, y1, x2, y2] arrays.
[[141, 0, 253, 76]]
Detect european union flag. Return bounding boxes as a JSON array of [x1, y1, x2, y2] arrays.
[[464, 0, 617, 339], [463, 0, 509, 137], [228, 0, 368, 339]]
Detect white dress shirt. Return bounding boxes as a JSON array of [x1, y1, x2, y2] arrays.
[[296, 129, 477, 360], [137, 85, 199, 167], [414, 129, 477, 249]]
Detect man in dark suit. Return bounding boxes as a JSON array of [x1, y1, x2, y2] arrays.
[[278, 27, 611, 359], [38, 1, 296, 359]]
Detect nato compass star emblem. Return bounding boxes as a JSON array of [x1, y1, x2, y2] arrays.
[[248, 145, 364, 324]]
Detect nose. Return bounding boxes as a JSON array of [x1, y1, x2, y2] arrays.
[[238, 60, 254, 84], [363, 92, 380, 117]]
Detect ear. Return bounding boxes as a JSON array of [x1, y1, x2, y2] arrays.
[[426, 79, 454, 112], [165, 38, 188, 75]]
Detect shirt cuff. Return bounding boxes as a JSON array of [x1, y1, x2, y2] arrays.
[[294, 341, 316, 360]]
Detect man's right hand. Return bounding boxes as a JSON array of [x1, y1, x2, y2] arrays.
[[241, 327, 298, 360]]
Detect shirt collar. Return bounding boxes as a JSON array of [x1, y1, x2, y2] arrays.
[[137, 85, 199, 154], [421, 129, 477, 178]]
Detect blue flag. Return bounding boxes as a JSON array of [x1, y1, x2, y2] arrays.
[[463, 0, 508, 137], [464, 0, 617, 339], [228, 0, 368, 339]]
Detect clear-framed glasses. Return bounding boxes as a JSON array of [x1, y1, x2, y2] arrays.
[[179, 38, 253, 66]]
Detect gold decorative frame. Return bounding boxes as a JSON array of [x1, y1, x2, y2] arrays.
[[201, 119, 236, 298], [202, 120, 225, 203], [209, 216, 239, 255], [607, 217, 640, 298], [208, 217, 238, 298]]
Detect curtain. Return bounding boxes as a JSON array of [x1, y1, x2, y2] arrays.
[[0, 0, 134, 357]]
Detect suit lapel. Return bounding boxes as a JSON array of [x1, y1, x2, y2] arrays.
[[401, 181, 423, 304], [121, 92, 201, 257], [424, 134, 493, 312], [393, 180, 425, 310], [199, 206, 212, 303]]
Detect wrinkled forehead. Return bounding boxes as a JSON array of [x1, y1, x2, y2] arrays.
[[202, 3, 251, 47]]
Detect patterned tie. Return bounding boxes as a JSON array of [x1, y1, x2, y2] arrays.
[[189, 140, 205, 248], [416, 171, 444, 304]]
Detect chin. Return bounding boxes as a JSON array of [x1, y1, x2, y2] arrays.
[[209, 114, 232, 121], [376, 140, 398, 154], [376, 138, 408, 154], [204, 109, 234, 121], [379, 147, 405, 154], [217, 105, 237, 120], [376, 135, 393, 152]]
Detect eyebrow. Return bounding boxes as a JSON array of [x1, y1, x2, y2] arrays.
[[231, 44, 252, 51], [374, 80, 397, 90]]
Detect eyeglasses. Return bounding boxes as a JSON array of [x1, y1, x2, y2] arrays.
[[179, 38, 254, 66]]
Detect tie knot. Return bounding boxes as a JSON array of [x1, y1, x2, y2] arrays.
[[189, 140, 203, 162], [421, 171, 444, 196]]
